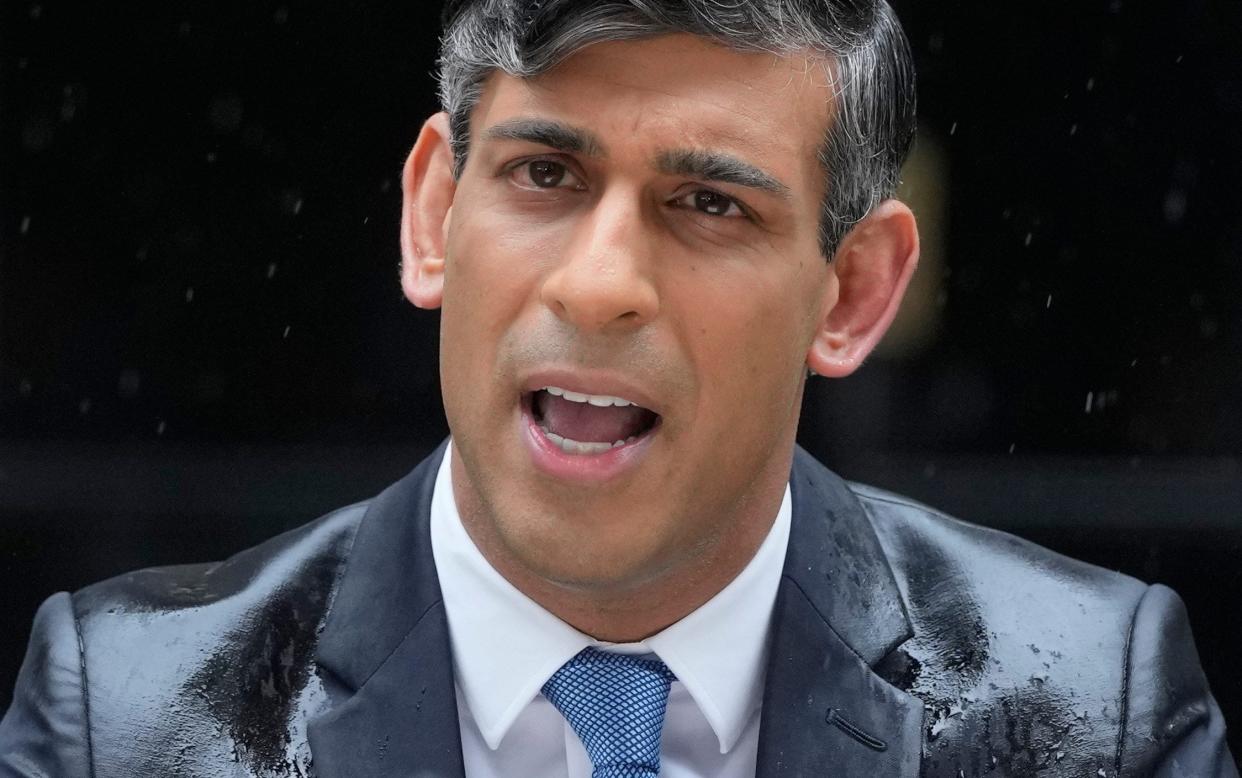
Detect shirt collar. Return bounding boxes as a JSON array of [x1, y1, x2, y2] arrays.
[[430, 441, 792, 754]]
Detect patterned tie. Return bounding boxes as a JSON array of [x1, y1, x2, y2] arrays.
[[541, 647, 677, 778]]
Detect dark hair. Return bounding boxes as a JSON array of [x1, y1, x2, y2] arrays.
[[437, 0, 916, 258]]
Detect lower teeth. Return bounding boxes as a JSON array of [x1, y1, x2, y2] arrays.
[[542, 427, 637, 455]]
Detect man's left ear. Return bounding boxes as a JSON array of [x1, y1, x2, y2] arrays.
[[806, 199, 920, 378]]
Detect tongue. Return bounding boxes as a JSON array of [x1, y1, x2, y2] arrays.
[[537, 393, 654, 443]]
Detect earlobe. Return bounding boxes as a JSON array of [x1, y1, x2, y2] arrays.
[[806, 200, 920, 378], [400, 112, 457, 310]]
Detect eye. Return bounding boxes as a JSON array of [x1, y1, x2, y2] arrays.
[[673, 189, 745, 219], [510, 159, 585, 191]]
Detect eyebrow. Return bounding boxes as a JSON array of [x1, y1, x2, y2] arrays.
[[482, 117, 790, 199], [482, 118, 605, 157], [657, 149, 791, 199]]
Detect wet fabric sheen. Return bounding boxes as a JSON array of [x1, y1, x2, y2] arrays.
[[0, 444, 1235, 777]]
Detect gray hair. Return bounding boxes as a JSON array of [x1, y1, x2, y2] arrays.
[[437, 0, 916, 259]]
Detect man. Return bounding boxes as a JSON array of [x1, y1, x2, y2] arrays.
[[0, 0, 1235, 775]]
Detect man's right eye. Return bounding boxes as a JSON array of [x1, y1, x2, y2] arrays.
[[510, 159, 585, 191]]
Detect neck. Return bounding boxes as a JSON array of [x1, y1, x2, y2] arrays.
[[515, 514, 777, 642], [451, 448, 791, 643]]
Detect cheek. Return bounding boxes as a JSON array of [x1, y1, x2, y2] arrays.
[[687, 271, 815, 391], [437, 223, 526, 418], [690, 275, 820, 462], [442, 211, 548, 342]]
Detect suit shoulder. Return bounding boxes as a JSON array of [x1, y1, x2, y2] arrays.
[[72, 499, 367, 618], [847, 483, 1157, 773], [60, 500, 368, 773], [849, 481, 1146, 606]]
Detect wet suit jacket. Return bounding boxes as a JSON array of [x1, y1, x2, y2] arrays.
[[0, 443, 1236, 777]]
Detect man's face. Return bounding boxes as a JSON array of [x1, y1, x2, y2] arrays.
[[434, 35, 837, 595]]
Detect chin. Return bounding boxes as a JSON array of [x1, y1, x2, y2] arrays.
[[497, 500, 683, 591]]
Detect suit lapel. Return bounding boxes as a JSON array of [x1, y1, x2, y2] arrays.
[[756, 447, 923, 777], [308, 442, 466, 778]]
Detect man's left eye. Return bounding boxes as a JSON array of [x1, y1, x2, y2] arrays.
[[674, 190, 744, 218], [511, 160, 585, 190]]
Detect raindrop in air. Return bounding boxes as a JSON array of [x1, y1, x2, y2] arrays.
[[281, 189, 304, 216]]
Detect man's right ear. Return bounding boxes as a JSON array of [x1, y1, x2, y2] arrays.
[[400, 112, 456, 310]]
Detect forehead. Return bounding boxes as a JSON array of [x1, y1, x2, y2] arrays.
[[471, 34, 835, 192]]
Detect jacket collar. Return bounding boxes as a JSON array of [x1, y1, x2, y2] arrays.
[[308, 440, 466, 778], [754, 446, 923, 777]]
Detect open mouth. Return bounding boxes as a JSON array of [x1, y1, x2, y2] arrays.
[[524, 385, 661, 455]]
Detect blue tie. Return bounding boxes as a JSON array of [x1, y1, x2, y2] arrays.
[[541, 647, 677, 778]]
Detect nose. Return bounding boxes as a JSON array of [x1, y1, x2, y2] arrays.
[[540, 191, 659, 332]]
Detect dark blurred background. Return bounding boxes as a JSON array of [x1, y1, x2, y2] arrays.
[[1, 0, 1239, 754]]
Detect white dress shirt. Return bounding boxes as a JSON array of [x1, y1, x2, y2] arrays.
[[429, 442, 792, 777]]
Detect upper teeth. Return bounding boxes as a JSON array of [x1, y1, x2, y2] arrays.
[[543, 386, 634, 408]]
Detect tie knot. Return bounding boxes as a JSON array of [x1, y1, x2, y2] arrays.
[[542, 648, 677, 778]]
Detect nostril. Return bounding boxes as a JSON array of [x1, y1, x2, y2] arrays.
[[540, 264, 657, 329]]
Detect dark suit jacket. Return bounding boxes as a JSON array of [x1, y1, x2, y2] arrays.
[[0, 444, 1235, 777]]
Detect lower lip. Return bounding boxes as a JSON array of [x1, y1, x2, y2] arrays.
[[520, 404, 657, 483]]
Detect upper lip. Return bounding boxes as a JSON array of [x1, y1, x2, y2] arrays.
[[520, 368, 664, 415]]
